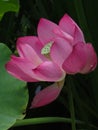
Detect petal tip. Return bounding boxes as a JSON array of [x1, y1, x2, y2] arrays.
[[30, 83, 63, 108]]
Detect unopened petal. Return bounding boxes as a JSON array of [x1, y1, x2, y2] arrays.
[[31, 83, 63, 108]]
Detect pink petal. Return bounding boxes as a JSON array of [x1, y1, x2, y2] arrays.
[[33, 61, 65, 81], [53, 28, 73, 43], [37, 18, 59, 45], [50, 38, 72, 67], [59, 14, 85, 44], [6, 61, 38, 82], [6, 56, 65, 82], [80, 43, 97, 73], [17, 36, 47, 61], [62, 42, 88, 74], [74, 26, 85, 44], [59, 14, 75, 36], [17, 42, 42, 67], [31, 83, 63, 108], [6, 55, 40, 82]]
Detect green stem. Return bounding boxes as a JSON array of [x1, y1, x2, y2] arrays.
[[14, 117, 73, 127], [68, 80, 76, 130], [73, 0, 93, 42], [69, 91, 76, 130], [13, 117, 98, 129]]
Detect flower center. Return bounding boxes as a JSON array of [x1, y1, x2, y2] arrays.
[[41, 42, 53, 59]]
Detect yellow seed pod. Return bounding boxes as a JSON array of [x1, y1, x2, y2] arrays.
[[41, 42, 53, 55]]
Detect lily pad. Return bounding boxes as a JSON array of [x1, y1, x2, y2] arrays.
[[0, 43, 28, 130], [0, 0, 19, 20]]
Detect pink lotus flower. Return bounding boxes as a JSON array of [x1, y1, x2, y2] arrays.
[[38, 14, 97, 74], [6, 14, 97, 108], [6, 36, 65, 82], [31, 14, 97, 108], [6, 36, 66, 108]]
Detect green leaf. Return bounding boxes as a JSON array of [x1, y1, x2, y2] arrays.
[[0, 43, 28, 130], [0, 0, 19, 20]]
